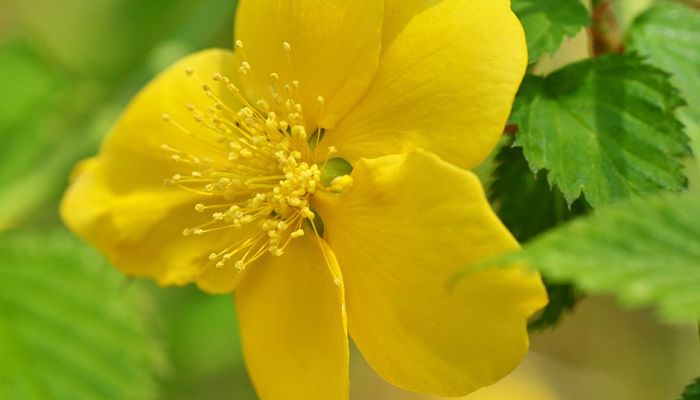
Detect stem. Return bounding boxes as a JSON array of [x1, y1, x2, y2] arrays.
[[590, 0, 624, 56]]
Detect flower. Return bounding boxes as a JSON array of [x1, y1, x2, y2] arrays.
[[61, 0, 547, 398]]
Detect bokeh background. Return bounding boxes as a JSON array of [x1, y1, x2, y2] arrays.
[[0, 0, 698, 399]]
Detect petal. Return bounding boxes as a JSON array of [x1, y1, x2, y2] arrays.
[[99, 48, 239, 188], [234, 0, 384, 129], [236, 235, 348, 400], [313, 150, 547, 396], [323, 0, 527, 169], [61, 159, 248, 290], [61, 49, 250, 290]]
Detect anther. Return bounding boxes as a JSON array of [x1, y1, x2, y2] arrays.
[[290, 229, 305, 238], [256, 100, 270, 112], [239, 61, 251, 75], [330, 175, 354, 193]]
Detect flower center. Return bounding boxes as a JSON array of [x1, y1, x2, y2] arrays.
[[158, 40, 348, 272]]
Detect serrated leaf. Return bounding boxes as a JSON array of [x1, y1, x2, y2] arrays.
[[627, 3, 700, 164], [490, 144, 590, 242], [680, 377, 700, 400], [484, 193, 700, 324], [0, 230, 165, 399], [512, 54, 690, 207], [490, 144, 589, 330], [512, 0, 590, 63]]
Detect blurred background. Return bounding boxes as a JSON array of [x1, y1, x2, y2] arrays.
[[0, 0, 698, 399]]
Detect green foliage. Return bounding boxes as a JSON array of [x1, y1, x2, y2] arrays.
[[680, 378, 700, 400], [0, 38, 84, 229], [0, 2, 254, 398], [511, 0, 590, 63], [5, 0, 237, 82], [490, 144, 589, 330], [0, 230, 165, 399], [527, 283, 580, 331], [627, 2, 700, 163], [490, 144, 590, 242], [0, 40, 66, 189], [486, 193, 700, 324], [155, 287, 256, 399], [512, 54, 690, 207], [0, 0, 238, 229]]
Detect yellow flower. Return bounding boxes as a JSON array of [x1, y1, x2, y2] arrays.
[[61, 0, 547, 398]]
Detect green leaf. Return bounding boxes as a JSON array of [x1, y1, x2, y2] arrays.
[[0, 230, 166, 399], [527, 283, 580, 332], [512, 54, 690, 207], [511, 0, 590, 63], [680, 377, 700, 400], [490, 143, 590, 242], [484, 193, 700, 324], [490, 143, 589, 330], [627, 3, 700, 165]]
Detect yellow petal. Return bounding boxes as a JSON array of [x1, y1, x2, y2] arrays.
[[323, 0, 527, 169], [99, 48, 239, 185], [234, 0, 383, 129], [236, 235, 348, 400], [62, 160, 247, 289], [314, 150, 547, 396], [61, 49, 249, 289]]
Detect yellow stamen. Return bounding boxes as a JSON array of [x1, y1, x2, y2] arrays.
[[160, 43, 336, 273]]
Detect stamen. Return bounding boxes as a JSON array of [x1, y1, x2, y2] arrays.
[[161, 40, 330, 275]]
